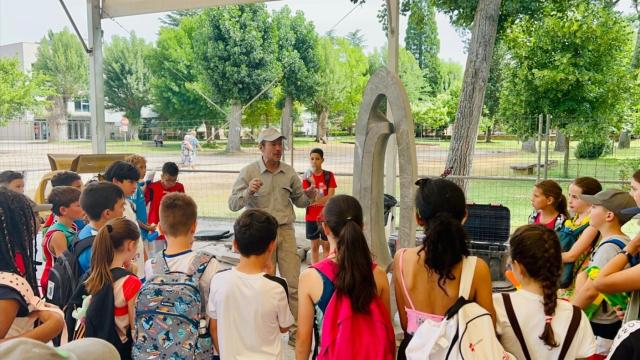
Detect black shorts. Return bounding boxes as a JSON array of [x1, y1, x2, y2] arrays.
[[306, 220, 327, 241]]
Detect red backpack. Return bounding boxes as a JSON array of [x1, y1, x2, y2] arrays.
[[312, 260, 395, 360]]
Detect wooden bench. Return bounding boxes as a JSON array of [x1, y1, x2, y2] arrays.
[[36, 154, 131, 203], [510, 160, 558, 175]]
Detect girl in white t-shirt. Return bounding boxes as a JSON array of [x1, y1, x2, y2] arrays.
[[494, 224, 595, 359]]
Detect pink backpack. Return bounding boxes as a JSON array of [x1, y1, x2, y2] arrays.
[[313, 260, 395, 360]]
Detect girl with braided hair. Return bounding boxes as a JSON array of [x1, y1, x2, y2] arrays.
[[0, 187, 64, 342], [494, 224, 595, 359]]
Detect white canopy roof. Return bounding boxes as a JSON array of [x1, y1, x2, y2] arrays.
[[102, 0, 278, 18]]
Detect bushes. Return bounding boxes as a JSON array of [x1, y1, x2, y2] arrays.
[[575, 138, 609, 159]]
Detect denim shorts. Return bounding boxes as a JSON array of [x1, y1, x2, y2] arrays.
[[306, 220, 327, 241]]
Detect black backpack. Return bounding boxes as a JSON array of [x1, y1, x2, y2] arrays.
[[65, 267, 133, 359], [45, 235, 95, 308]]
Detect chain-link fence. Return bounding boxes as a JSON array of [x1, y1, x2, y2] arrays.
[[3, 115, 639, 231]]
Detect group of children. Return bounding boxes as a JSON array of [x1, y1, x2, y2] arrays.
[[4, 148, 640, 360]]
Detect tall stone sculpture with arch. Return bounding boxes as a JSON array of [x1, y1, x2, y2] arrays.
[[353, 68, 418, 268]]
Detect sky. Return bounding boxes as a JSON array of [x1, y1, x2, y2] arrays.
[[0, 0, 636, 68], [0, 0, 468, 65]]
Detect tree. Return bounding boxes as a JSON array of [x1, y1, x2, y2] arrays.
[[32, 28, 87, 142], [160, 9, 200, 27], [194, 4, 277, 152], [272, 7, 320, 148], [405, 0, 441, 95], [149, 16, 224, 138], [498, 1, 635, 176], [310, 36, 368, 142], [346, 29, 367, 48], [368, 46, 429, 104], [0, 58, 50, 126], [103, 33, 154, 139], [438, 59, 463, 93]]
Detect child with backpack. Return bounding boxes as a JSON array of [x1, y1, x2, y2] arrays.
[[572, 189, 637, 359], [74, 217, 141, 359], [41, 186, 84, 297], [134, 193, 218, 359], [493, 224, 595, 359], [297, 195, 394, 360], [529, 179, 568, 231], [42, 171, 85, 234], [302, 148, 337, 264], [558, 177, 602, 291], [0, 188, 64, 343], [77, 182, 126, 276], [104, 161, 146, 280], [208, 209, 293, 359], [393, 178, 497, 360]]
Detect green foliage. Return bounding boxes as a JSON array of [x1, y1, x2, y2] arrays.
[[346, 29, 367, 48], [272, 6, 320, 104], [575, 138, 608, 159], [194, 4, 278, 106], [103, 33, 153, 126], [0, 58, 50, 125], [413, 83, 460, 131], [368, 47, 429, 104], [243, 88, 283, 129], [32, 28, 87, 101], [311, 36, 368, 129], [498, 2, 635, 139], [160, 10, 200, 27], [438, 59, 463, 93], [405, 0, 441, 95], [149, 16, 224, 128]]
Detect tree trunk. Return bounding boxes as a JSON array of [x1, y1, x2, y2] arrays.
[[226, 101, 242, 152], [521, 137, 537, 153], [280, 96, 293, 149], [619, 130, 631, 149], [633, 27, 640, 69], [554, 131, 566, 152], [128, 125, 139, 140], [205, 122, 213, 143], [444, 0, 502, 191], [563, 134, 570, 178], [484, 126, 492, 143], [47, 96, 68, 142], [316, 108, 328, 144]]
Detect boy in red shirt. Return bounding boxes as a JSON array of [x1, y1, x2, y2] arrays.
[[145, 162, 184, 253], [302, 148, 337, 264]]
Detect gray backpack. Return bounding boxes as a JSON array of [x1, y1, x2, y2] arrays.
[[133, 251, 215, 359]]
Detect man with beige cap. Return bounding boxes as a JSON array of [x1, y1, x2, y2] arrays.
[[229, 127, 317, 344]]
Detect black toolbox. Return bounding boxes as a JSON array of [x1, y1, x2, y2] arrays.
[[463, 203, 511, 282]]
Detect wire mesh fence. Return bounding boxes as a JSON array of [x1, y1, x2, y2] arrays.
[[3, 115, 639, 232]]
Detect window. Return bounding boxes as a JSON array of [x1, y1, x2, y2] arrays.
[[74, 99, 90, 112]]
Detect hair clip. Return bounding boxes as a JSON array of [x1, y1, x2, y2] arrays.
[[441, 167, 453, 178], [106, 224, 113, 233], [544, 315, 553, 324]]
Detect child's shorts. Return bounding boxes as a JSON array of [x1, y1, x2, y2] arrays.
[[306, 220, 327, 241]]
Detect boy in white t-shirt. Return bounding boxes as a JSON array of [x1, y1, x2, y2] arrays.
[[207, 209, 294, 360], [143, 192, 218, 318]]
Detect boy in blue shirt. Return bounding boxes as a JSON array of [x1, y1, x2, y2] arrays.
[[77, 182, 126, 275]]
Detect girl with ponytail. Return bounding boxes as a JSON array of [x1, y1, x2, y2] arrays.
[[494, 224, 595, 359], [394, 178, 495, 360], [529, 180, 568, 231], [296, 195, 392, 360], [83, 217, 140, 359]]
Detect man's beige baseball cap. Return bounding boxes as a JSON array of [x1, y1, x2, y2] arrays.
[[257, 127, 286, 143]]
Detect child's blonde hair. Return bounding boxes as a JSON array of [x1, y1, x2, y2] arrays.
[[125, 154, 147, 171]]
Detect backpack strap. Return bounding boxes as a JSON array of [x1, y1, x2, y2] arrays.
[[558, 305, 582, 360], [189, 251, 215, 283], [398, 248, 416, 310], [458, 256, 477, 299], [323, 170, 332, 189], [312, 259, 338, 282], [151, 251, 171, 275], [73, 235, 94, 256], [502, 293, 532, 360], [111, 267, 133, 282]]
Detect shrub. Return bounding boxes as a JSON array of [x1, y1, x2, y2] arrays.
[[575, 139, 608, 159]]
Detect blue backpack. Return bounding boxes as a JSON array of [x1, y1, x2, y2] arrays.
[[133, 252, 215, 359]]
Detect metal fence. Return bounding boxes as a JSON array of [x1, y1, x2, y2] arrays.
[[3, 115, 639, 231]]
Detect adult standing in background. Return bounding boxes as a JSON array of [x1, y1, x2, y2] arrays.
[[228, 127, 317, 345]]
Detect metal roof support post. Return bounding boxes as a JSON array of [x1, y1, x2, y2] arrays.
[[384, 0, 400, 230], [88, 0, 106, 154]]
